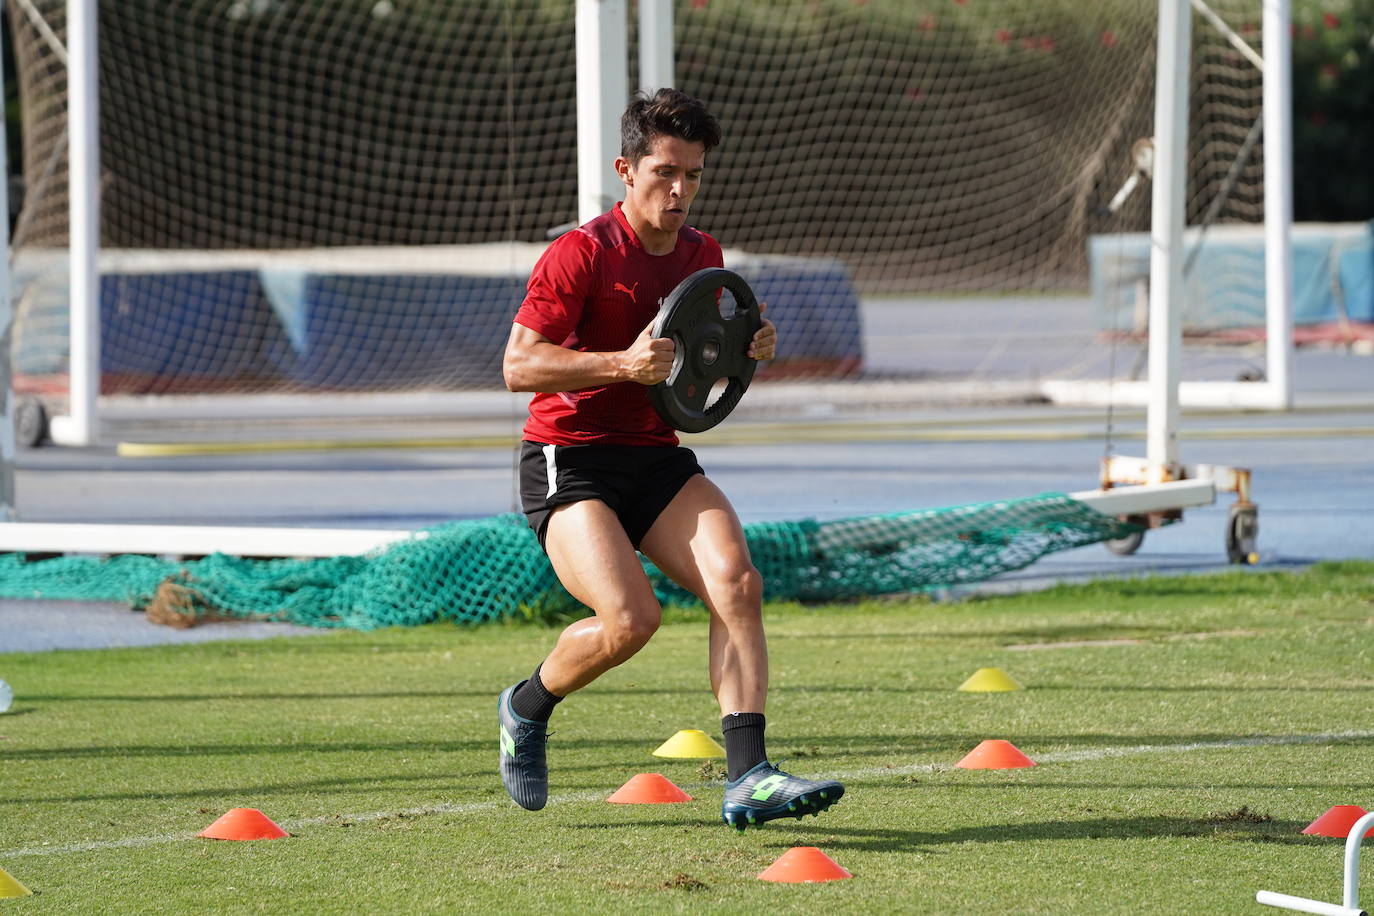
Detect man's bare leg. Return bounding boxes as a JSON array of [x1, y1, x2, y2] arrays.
[[641, 475, 770, 783], [537, 499, 664, 696], [638, 474, 766, 716], [640, 475, 844, 829], [498, 498, 663, 810]]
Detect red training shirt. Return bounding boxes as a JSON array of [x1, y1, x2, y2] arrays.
[[513, 202, 725, 446]]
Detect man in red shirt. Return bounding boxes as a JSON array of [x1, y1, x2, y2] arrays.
[[499, 89, 844, 830]]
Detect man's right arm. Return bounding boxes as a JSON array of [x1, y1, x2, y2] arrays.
[[502, 320, 675, 394]]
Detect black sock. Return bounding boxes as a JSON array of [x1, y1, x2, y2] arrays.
[[721, 712, 767, 781], [510, 665, 563, 723]]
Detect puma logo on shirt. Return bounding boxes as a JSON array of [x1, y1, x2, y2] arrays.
[[613, 282, 639, 303]]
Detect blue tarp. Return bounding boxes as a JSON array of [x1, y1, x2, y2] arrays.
[[11, 254, 864, 390], [1089, 221, 1374, 332]]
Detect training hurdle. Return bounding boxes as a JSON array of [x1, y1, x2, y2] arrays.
[[1257, 811, 1374, 916]]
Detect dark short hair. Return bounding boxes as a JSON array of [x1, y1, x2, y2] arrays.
[[620, 88, 721, 163]]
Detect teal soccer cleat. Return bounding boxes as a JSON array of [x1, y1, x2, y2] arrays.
[[721, 760, 844, 831], [498, 681, 549, 811]]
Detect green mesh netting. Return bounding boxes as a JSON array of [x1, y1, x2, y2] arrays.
[[0, 493, 1136, 629]]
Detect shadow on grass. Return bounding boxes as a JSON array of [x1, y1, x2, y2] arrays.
[[877, 780, 1374, 793], [0, 733, 663, 764], [772, 619, 1367, 645], [568, 815, 1329, 851], [780, 816, 1331, 853], [17, 685, 733, 702], [767, 624, 1186, 643]]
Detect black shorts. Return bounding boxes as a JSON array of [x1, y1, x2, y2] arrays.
[[519, 441, 704, 551]]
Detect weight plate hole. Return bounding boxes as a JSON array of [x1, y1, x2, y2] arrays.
[[706, 378, 728, 408], [717, 287, 738, 318]]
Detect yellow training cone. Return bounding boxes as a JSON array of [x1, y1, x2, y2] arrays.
[[957, 667, 1023, 692], [0, 866, 33, 898], [652, 729, 726, 759]]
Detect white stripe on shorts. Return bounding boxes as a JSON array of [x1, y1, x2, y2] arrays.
[[543, 443, 558, 499]]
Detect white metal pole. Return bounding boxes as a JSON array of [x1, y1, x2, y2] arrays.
[[0, 521, 414, 558], [54, 0, 101, 447], [1255, 811, 1374, 915], [1263, 0, 1295, 409], [1146, 0, 1190, 479], [638, 0, 674, 94], [576, 0, 628, 227], [1255, 890, 1364, 916], [0, 37, 15, 519], [1342, 811, 1374, 910]]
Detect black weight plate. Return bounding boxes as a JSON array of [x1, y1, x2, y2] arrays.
[[648, 268, 762, 433]]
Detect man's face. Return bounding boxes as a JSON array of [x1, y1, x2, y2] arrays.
[[618, 134, 707, 235]]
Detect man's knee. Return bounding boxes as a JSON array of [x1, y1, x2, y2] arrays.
[[602, 606, 661, 662], [710, 561, 763, 616]]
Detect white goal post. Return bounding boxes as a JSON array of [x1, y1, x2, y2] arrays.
[[0, 19, 15, 520], [48, 0, 100, 448]]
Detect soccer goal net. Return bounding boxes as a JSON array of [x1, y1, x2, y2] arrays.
[[6, 0, 1271, 444], [0, 0, 1273, 613]]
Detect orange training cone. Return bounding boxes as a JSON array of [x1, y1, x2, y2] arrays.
[[757, 846, 853, 883], [956, 739, 1036, 769], [606, 773, 693, 804], [198, 808, 290, 841], [1302, 805, 1370, 838], [0, 866, 33, 898]]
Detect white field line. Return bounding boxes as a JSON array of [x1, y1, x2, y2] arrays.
[[0, 792, 608, 861], [840, 729, 1374, 780], [4, 730, 1371, 861]]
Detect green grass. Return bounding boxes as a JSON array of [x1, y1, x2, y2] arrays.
[[2, 561, 1373, 914]]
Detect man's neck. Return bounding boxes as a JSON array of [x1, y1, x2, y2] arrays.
[[619, 201, 677, 256]]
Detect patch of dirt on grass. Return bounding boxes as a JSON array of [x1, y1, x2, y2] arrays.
[[661, 873, 708, 891], [1198, 805, 1273, 825], [697, 760, 727, 781]]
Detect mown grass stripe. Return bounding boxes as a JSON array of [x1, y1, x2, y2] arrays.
[[6, 730, 1369, 861]]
